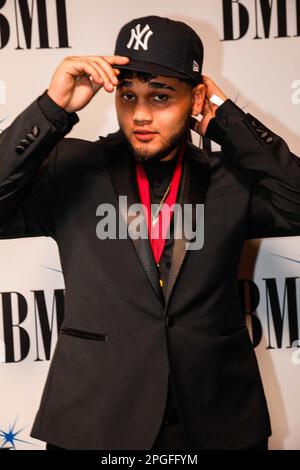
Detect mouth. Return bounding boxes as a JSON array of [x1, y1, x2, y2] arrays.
[[133, 130, 158, 142]]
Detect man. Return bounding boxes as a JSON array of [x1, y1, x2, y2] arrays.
[[0, 15, 299, 450]]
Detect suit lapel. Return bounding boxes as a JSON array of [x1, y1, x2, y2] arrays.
[[165, 142, 211, 307], [102, 131, 211, 310], [103, 131, 165, 306]]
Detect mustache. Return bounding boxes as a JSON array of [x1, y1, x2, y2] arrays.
[[118, 114, 192, 163]]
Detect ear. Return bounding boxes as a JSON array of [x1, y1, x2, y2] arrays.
[[191, 83, 206, 116]]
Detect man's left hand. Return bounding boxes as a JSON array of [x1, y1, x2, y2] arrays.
[[190, 75, 228, 137]]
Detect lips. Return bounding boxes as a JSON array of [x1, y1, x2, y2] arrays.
[[133, 130, 158, 142]]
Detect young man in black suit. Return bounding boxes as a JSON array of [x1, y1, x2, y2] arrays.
[[0, 16, 299, 450]]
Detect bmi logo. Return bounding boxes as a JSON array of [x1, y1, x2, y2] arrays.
[[127, 24, 153, 51]]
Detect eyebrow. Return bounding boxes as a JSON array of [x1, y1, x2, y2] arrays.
[[117, 80, 176, 91]]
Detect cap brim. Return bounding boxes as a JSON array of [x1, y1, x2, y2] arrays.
[[113, 59, 196, 82]]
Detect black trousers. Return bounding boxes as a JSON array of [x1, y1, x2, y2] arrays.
[[46, 406, 268, 450]]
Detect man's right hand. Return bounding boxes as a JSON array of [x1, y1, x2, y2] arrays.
[[47, 55, 130, 113]]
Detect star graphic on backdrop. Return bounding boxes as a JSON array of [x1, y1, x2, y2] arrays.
[[39, 264, 62, 273], [270, 253, 300, 264], [0, 417, 32, 450]]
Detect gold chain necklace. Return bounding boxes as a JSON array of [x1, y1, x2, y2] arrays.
[[151, 182, 171, 227]]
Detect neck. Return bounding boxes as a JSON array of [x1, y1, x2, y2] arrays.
[[159, 145, 180, 162], [143, 144, 183, 168]]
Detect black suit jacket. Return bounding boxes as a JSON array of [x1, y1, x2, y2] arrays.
[[0, 97, 299, 449]]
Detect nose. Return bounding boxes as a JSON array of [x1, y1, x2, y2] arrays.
[[132, 100, 152, 125]]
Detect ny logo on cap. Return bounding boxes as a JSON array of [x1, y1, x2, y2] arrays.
[[127, 24, 153, 51]]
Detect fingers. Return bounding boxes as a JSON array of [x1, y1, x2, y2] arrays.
[[81, 55, 130, 92], [72, 61, 105, 86], [201, 74, 212, 82], [201, 74, 227, 102], [63, 55, 129, 93], [87, 59, 116, 92], [102, 55, 130, 65], [201, 75, 215, 100], [201, 75, 216, 88], [93, 57, 121, 88]]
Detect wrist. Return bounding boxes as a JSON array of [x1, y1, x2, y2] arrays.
[[46, 90, 70, 113], [38, 90, 79, 133]]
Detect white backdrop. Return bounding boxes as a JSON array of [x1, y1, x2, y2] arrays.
[[0, 0, 299, 450]]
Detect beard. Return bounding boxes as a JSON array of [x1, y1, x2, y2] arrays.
[[119, 111, 192, 163]]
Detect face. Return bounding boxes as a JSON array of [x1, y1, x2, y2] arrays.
[[115, 74, 198, 162]]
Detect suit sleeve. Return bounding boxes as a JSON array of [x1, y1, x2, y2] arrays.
[[205, 99, 300, 239], [0, 92, 78, 239]]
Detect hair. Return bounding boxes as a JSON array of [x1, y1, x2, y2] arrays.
[[118, 69, 198, 88]]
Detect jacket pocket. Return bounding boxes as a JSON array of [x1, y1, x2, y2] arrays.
[[220, 325, 248, 337], [60, 326, 108, 342]]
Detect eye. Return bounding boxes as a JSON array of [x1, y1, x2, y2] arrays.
[[152, 94, 169, 103], [121, 92, 135, 102]]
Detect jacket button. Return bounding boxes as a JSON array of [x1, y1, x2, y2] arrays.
[[15, 145, 25, 154], [32, 125, 40, 137], [265, 136, 273, 143], [251, 120, 257, 128], [260, 131, 268, 139], [26, 133, 36, 142], [165, 316, 175, 327], [219, 117, 227, 126], [20, 138, 30, 147]]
